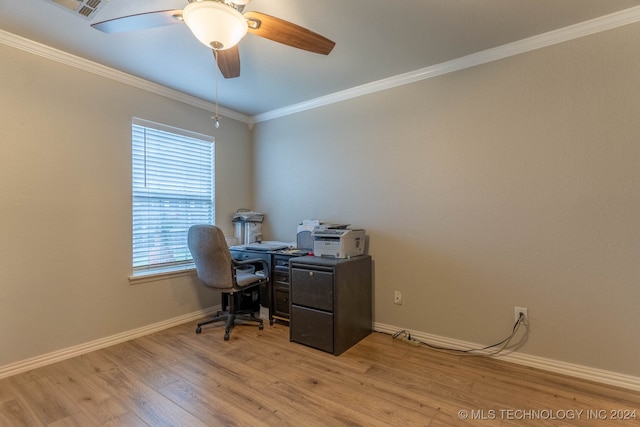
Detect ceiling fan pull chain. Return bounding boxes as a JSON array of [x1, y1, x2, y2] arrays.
[[212, 50, 221, 129]]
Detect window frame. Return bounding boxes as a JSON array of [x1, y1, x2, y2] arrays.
[[129, 118, 215, 284]]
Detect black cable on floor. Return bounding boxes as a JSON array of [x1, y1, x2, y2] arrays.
[[391, 312, 527, 357]]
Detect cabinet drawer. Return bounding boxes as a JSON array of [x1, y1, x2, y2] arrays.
[[273, 256, 291, 270], [290, 305, 333, 353], [274, 287, 290, 317], [273, 271, 289, 286], [291, 268, 333, 311]]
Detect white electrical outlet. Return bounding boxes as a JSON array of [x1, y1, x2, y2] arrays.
[[515, 306, 528, 323], [394, 291, 402, 305]]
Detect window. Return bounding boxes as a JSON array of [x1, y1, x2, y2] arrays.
[[131, 118, 215, 278]]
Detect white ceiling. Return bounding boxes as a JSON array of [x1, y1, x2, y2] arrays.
[[2, 0, 640, 118]]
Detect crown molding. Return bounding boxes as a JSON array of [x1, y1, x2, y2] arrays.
[[253, 5, 640, 124], [3, 5, 640, 126], [0, 29, 252, 126]]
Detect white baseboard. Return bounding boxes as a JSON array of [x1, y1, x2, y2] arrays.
[[0, 306, 220, 380], [3, 313, 639, 392], [374, 322, 640, 392]]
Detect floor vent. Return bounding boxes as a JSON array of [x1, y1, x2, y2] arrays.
[[51, 0, 109, 19]]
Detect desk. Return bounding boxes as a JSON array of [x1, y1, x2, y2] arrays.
[[230, 247, 309, 324]]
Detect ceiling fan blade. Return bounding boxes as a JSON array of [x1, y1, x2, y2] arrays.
[[214, 46, 241, 79], [244, 11, 335, 55], [91, 10, 184, 33]]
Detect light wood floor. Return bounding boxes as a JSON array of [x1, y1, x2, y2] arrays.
[[1, 320, 639, 426]]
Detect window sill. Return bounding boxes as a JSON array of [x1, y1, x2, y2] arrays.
[[129, 264, 197, 285]]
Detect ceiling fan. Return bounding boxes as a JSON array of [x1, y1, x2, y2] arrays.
[[91, 0, 335, 79]]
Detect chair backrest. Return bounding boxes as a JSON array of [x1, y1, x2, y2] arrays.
[[188, 224, 234, 290]]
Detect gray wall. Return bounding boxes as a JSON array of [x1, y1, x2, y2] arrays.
[[0, 43, 252, 366], [2, 21, 639, 380], [252, 24, 640, 376]]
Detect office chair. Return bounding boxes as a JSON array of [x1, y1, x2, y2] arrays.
[[188, 224, 267, 341]]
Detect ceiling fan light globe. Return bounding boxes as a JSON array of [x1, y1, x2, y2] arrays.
[[183, 1, 248, 50]]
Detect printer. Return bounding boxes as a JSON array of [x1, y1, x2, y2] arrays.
[[312, 228, 366, 258]]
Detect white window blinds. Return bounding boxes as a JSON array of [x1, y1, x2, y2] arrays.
[[132, 119, 215, 274]]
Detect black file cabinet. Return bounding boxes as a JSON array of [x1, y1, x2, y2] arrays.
[[289, 255, 372, 355]]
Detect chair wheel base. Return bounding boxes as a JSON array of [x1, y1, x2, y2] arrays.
[[195, 326, 202, 334], [259, 323, 264, 330], [224, 332, 230, 341]]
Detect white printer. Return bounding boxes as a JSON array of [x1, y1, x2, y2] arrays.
[[312, 228, 366, 258]]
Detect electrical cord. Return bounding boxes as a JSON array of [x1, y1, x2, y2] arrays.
[[391, 312, 528, 357]]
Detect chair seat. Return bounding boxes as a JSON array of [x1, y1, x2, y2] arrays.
[[236, 270, 266, 287]]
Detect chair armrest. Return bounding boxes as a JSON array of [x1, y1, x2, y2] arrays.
[[233, 258, 270, 279]]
